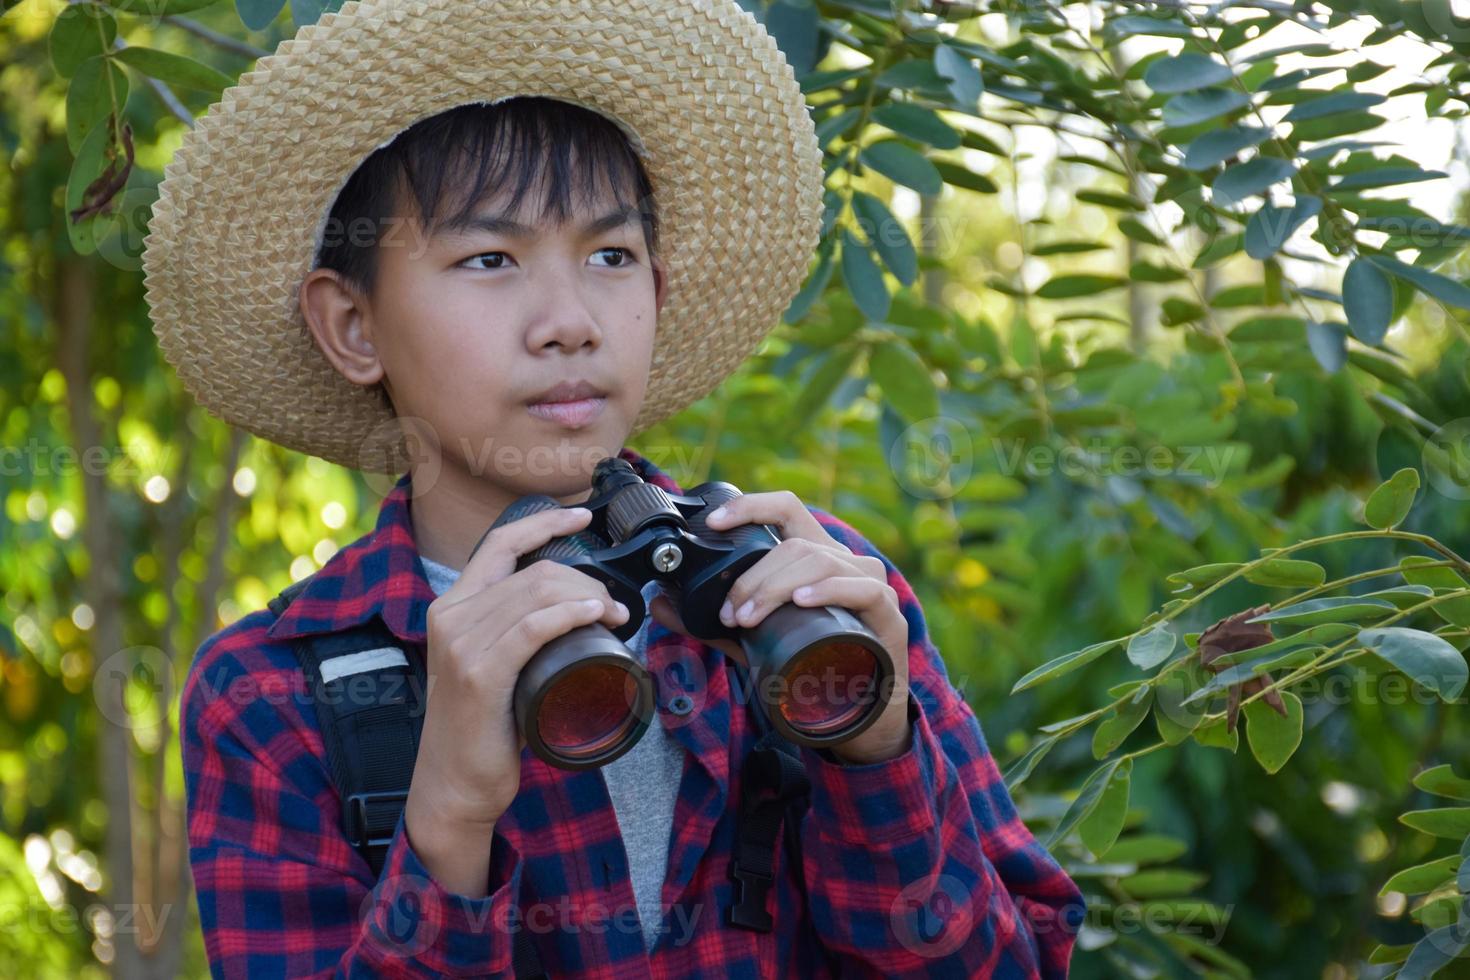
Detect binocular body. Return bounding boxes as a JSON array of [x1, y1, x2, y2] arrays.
[[470, 456, 895, 770]]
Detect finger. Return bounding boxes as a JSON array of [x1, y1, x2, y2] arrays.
[[455, 506, 593, 594], [722, 542, 867, 629], [452, 560, 628, 634], [786, 574, 909, 656], [498, 596, 621, 673], [702, 490, 828, 544]]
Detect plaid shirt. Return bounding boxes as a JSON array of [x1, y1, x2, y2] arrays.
[[181, 446, 1084, 978]]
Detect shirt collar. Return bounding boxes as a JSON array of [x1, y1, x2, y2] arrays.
[[265, 446, 685, 644]]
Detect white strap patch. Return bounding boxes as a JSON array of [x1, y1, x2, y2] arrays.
[[319, 646, 409, 684]]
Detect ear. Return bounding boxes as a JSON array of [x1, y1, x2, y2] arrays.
[[299, 268, 384, 387], [651, 253, 669, 316]]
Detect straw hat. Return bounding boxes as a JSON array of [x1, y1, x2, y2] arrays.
[[140, 0, 825, 473]]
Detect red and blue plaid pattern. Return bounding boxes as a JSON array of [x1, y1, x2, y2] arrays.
[[181, 446, 1084, 977]]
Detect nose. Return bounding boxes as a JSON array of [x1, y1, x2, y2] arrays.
[[524, 263, 604, 354]]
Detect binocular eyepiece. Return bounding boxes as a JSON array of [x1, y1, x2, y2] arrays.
[[469, 456, 895, 770]]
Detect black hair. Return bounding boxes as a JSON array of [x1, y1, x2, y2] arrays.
[[313, 96, 661, 302]]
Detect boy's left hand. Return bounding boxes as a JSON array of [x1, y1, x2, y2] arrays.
[[647, 490, 913, 765]]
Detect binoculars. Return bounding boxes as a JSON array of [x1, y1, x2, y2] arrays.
[[469, 456, 895, 770]]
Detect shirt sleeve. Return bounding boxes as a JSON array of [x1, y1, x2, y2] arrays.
[[795, 506, 1086, 979], [180, 627, 524, 978]]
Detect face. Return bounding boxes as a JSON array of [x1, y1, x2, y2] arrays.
[[304, 161, 665, 503]]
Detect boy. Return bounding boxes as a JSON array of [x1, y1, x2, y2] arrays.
[[142, 0, 1084, 975]]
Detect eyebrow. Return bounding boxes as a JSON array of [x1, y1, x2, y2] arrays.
[[436, 207, 637, 242]]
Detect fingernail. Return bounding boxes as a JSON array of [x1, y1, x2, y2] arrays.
[[720, 600, 734, 626], [737, 599, 755, 624], [708, 506, 728, 524], [794, 586, 813, 601], [615, 601, 629, 618]]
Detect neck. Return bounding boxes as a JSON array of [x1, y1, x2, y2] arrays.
[[406, 454, 607, 571]]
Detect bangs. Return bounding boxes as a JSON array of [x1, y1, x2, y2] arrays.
[[314, 96, 660, 299]]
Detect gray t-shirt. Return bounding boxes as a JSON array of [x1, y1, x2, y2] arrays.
[[418, 554, 684, 953]]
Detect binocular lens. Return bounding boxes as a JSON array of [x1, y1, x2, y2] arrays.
[[777, 641, 882, 737], [537, 662, 644, 762]]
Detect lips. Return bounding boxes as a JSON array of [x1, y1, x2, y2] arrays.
[[527, 379, 607, 404], [526, 397, 606, 428]]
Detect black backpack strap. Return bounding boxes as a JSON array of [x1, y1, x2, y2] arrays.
[[269, 579, 549, 979], [725, 661, 812, 933]]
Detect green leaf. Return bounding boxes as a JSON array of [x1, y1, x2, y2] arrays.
[[1107, 14, 1196, 39], [1399, 557, 1470, 628], [1212, 157, 1297, 208], [1182, 125, 1271, 171], [867, 340, 938, 423], [789, 345, 860, 430], [859, 140, 942, 196], [932, 160, 998, 194], [1244, 690, 1303, 774], [849, 192, 917, 287], [1163, 88, 1252, 128], [1122, 868, 1209, 897], [840, 229, 889, 321], [51, 5, 117, 78], [1283, 90, 1386, 122], [1193, 716, 1239, 752], [1078, 758, 1133, 855], [1002, 735, 1059, 790], [1399, 807, 1470, 839], [1104, 834, 1188, 865], [1127, 623, 1176, 669], [1399, 924, 1469, 978], [105, 0, 229, 13], [1037, 274, 1128, 299], [66, 55, 128, 155], [1033, 240, 1109, 256], [1245, 196, 1322, 260], [1369, 254, 1470, 311], [235, 0, 288, 30], [783, 240, 835, 324], [1154, 667, 1207, 744], [1144, 53, 1234, 93], [1166, 562, 1244, 590], [1246, 595, 1397, 626], [1093, 690, 1153, 758], [763, 0, 820, 76], [1379, 855, 1459, 896], [870, 102, 960, 150], [1076, 189, 1144, 212], [1011, 637, 1123, 693], [933, 43, 983, 108], [1363, 466, 1419, 529], [64, 114, 118, 255], [1306, 321, 1348, 373], [1047, 758, 1125, 848], [1358, 627, 1468, 700], [1342, 258, 1394, 345], [110, 46, 234, 94], [1244, 557, 1326, 588], [1413, 764, 1470, 801], [1332, 167, 1447, 192]]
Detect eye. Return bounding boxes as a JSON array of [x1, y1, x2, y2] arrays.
[[591, 247, 633, 268], [460, 251, 513, 270]]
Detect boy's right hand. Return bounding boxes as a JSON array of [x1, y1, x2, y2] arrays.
[[403, 505, 628, 868]]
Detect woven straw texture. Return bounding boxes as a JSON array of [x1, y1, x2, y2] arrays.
[[140, 0, 825, 473]]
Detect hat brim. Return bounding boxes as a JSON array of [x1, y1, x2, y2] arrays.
[[141, 0, 825, 473]]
